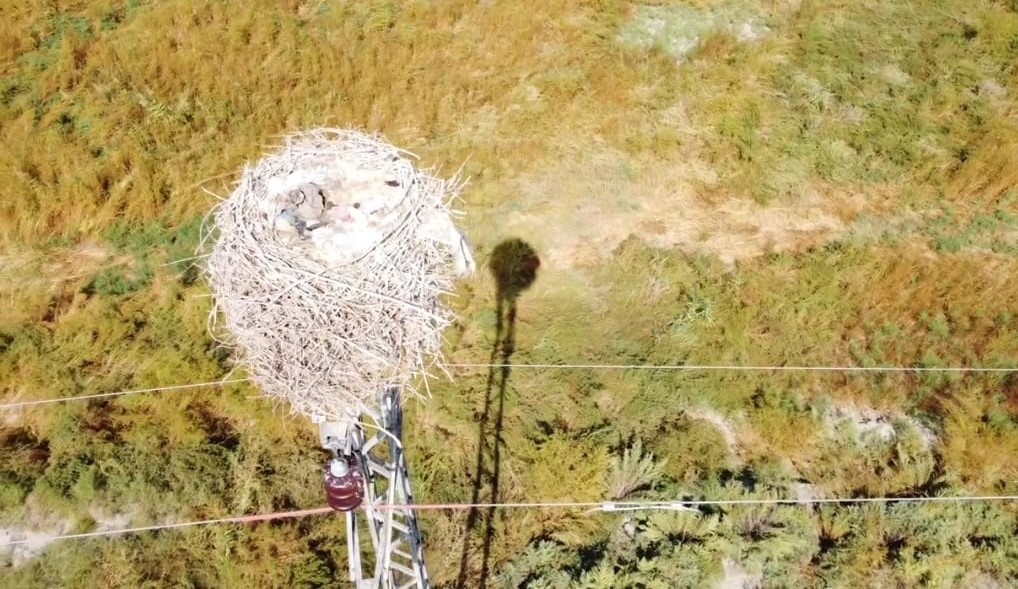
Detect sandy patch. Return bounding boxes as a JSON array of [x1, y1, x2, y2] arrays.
[[504, 147, 856, 268], [618, 5, 769, 62], [961, 571, 1005, 589], [685, 407, 741, 454], [2, 409, 22, 426], [42, 242, 115, 286], [0, 507, 136, 567], [1, 242, 113, 300], [88, 507, 136, 532], [0, 520, 73, 568], [825, 402, 936, 450], [791, 482, 824, 503], [717, 558, 761, 589]]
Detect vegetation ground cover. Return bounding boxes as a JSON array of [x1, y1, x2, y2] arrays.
[[2, 1, 1016, 587]]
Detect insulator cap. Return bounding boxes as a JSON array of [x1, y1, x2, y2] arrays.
[[330, 459, 349, 477]]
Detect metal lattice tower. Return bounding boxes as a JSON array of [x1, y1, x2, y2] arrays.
[[316, 388, 431, 589]]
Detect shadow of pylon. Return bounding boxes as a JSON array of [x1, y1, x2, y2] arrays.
[[456, 238, 540, 589]]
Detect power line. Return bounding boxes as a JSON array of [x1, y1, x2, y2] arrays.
[[380, 494, 1018, 511], [447, 362, 1018, 373], [0, 507, 333, 547], [4, 361, 1015, 410], [0, 378, 250, 410], [3, 495, 1016, 548]]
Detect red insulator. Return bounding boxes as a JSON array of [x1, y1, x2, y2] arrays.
[[324, 456, 364, 512]]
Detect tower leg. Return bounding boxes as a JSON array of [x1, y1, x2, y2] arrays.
[[319, 389, 430, 589]]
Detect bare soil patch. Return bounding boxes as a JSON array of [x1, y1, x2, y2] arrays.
[[504, 148, 860, 268]]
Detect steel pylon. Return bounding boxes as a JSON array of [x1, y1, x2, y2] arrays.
[[316, 388, 430, 589]]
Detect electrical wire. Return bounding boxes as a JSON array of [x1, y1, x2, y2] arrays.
[[0, 507, 333, 547], [0, 378, 251, 410], [447, 362, 1018, 373], [3, 495, 1015, 548], [4, 361, 1016, 410], [376, 494, 1018, 511]]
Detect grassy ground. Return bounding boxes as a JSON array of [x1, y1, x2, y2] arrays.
[[2, 0, 1017, 587]]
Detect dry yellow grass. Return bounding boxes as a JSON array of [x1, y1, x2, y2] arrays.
[[3, 1, 1018, 586], [2, 0, 663, 247]]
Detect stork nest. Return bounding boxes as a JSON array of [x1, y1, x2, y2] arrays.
[[203, 129, 468, 419]]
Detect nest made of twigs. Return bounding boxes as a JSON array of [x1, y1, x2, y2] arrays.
[[203, 129, 470, 420]]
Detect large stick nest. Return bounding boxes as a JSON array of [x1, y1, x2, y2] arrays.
[[203, 129, 471, 420]]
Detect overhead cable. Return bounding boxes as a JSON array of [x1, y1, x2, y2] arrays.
[[0, 378, 250, 410], [4, 495, 1016, 548]]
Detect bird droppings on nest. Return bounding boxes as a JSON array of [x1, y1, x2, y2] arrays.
[[203, 129, 475, 420]]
